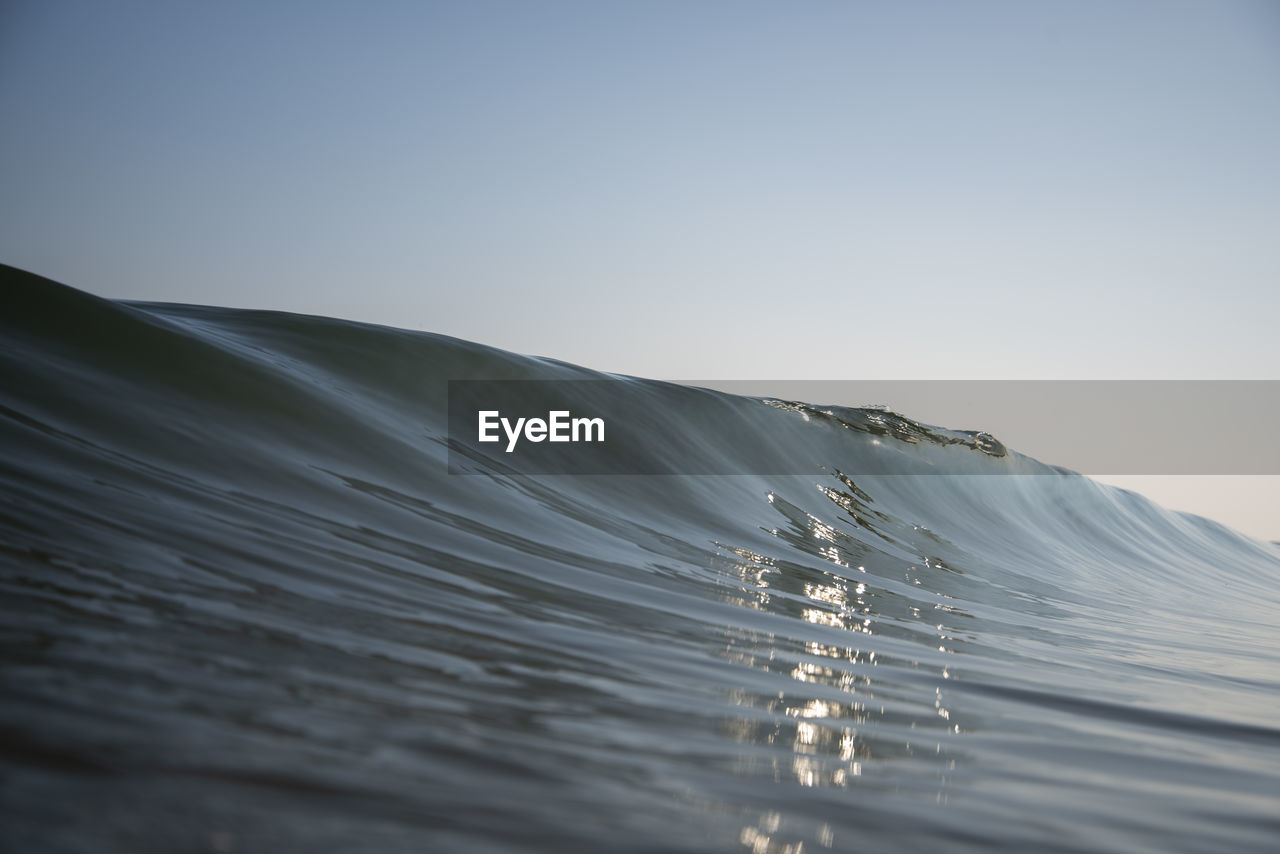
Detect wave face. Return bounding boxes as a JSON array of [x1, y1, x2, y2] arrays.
[[3, 265, 1279, 853]]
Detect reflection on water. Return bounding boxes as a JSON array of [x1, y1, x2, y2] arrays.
[[716, 475, 974, 850]]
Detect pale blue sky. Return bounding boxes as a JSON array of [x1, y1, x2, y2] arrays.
[[4, 0, 1278, 379], [3, 2, 1279, 534]]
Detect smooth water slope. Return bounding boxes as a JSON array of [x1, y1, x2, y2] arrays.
[[2, 266, 1278, 853]]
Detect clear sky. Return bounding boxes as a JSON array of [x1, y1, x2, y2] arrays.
[[2, 1, 1278, 536]]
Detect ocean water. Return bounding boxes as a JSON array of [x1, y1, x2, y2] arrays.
[[2, 265, 1279, 853]]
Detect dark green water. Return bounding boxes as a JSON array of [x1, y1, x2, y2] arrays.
[[3, 266, 1278, 852]]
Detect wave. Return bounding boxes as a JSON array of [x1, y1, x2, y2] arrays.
[[2, 264, 1279, 853]]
